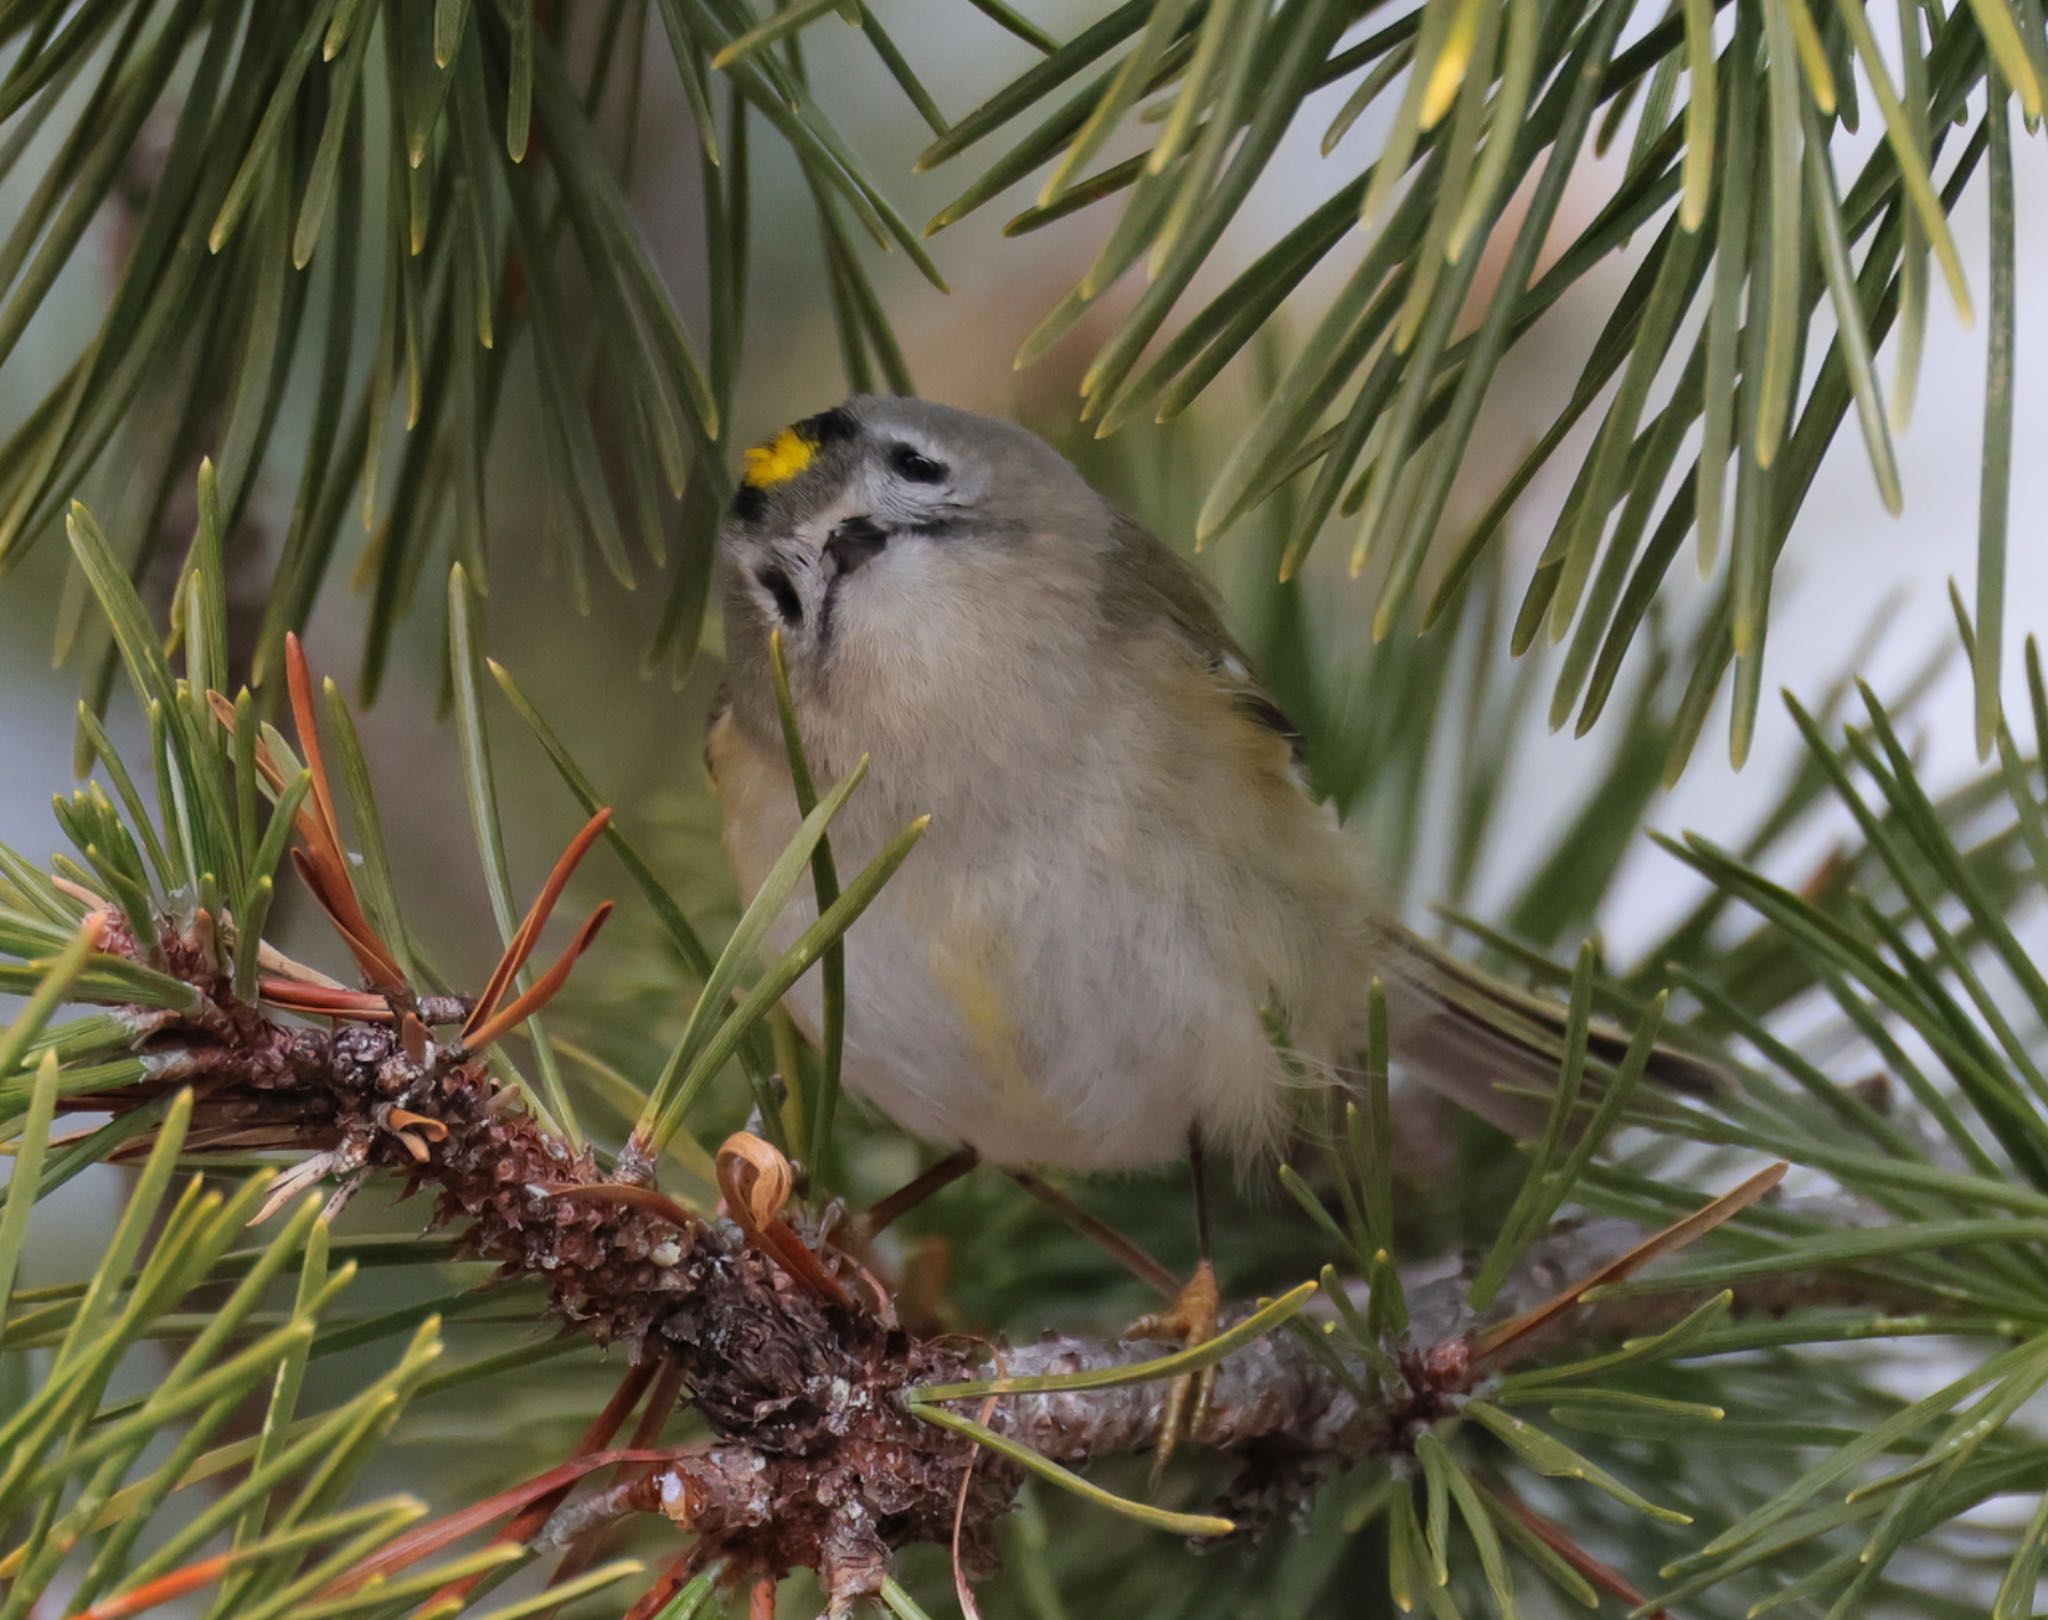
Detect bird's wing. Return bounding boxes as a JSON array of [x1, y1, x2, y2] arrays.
[[1097, 517, 1729, 1126], [1100, 513, 1310, 781]]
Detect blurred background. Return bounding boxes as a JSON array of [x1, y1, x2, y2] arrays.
[[0, 3, 2043, 1612]]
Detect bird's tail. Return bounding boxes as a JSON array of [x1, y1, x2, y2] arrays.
[[1374, 926, 1725, 1136]]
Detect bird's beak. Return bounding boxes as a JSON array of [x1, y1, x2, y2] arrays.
[[823, 515, 889, 577]]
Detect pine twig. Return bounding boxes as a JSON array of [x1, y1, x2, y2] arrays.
[[43, 924, 1929, 1611]]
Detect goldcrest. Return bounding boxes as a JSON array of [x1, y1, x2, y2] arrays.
[[708, 397, 1711, 1174]]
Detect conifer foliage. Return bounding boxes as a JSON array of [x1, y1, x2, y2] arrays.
[[2, 3, 2047, 1617]]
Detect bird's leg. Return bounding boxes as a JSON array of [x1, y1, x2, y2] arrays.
[[810, 1149, 982, 1331], [1125, 1128, 1220, 1486], [1005, 1168, 1182, 1297], [857, 1145, 981, 1240], [1008, 1140, 1223, 1479]]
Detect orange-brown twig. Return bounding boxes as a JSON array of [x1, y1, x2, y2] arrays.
[[66, 1552, 233, 1620], [718, 1132, 853, 1308], [1487, 1483, 1671, 1620], [459, 902, 614, 1053], [255, 977, 399, 1021], [205, 640, 406, 994], [465, 808, 614, 1045], [387, 1107, 448, 1141], [283, 633, 348, 878], [414, 1360, 662, 1614], [544, 1182, 701, 1230], [620, 1550, 706, 1620], [1470, 1161, 1788, 1363], [280, 635, 407, 992], [544, 1360, 693, 1600], [324, 1442, 683, 1601]]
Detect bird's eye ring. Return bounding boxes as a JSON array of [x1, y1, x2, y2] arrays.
[[889, 444, 946, 484]]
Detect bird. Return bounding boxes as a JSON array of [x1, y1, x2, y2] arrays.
[[703, 395, 1714, 1449]]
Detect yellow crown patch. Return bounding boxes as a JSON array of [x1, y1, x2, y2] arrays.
[[742, 426, 816, 488]]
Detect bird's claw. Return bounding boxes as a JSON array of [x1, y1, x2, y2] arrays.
[[1127, 1257, 1220, 1488]]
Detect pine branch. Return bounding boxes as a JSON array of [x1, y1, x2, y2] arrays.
[[28, 926, 1903, 1612]]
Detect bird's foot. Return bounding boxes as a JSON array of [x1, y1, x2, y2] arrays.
[[1127, 1257, 1220, 1488]]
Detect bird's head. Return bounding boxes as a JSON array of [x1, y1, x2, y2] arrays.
[[716, 396, 1110, 741]]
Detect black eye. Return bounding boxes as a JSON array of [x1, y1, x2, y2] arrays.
[[889, 444, 946, 484]]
